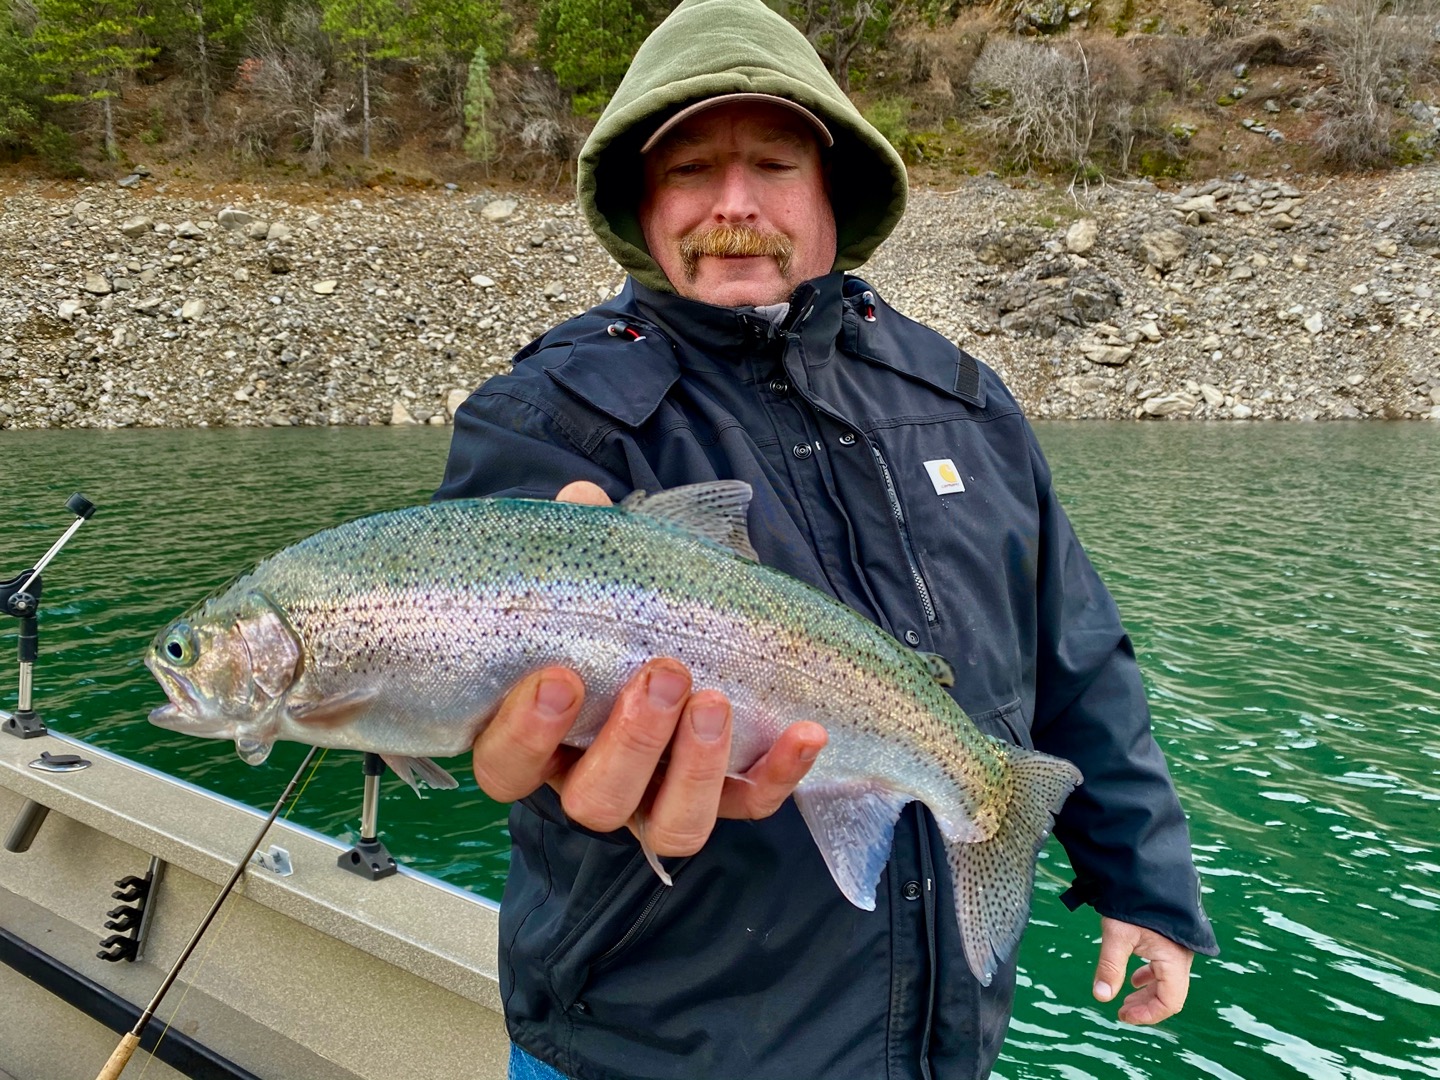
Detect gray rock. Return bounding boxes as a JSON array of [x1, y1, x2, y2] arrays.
[[390, 400, 418, 425], [120, 216, 153, 238], [481, 199, 518, 222], [181, 299, 206, 321], [470, 274, 496, 288], [446, 388, 471, 417], [175, 221, 204, 239], [977, 228, 1042, 266], [1141, 229, 1188, 272], [1065, 219, 1098, 254], [218, 208, 256, 230], [995, 267, 1122, 337], [1142, 393, 1196, 417], [81, 274, 111, 295], [1176, 195, 1218, 223], [247, 221, 271, 240], [117, 174, 142, 189], [57, 299, 84, 320], [542, 281, 566, 299], [1200, 383, 1225, 407], [267, 222, 293, 242], [311, 279, 338, 295], [1303, 313, 1324, 334], [1079, 342, 1134, 366]]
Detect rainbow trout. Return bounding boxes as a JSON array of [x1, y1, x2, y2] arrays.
[[146, 481, 1081, 984]]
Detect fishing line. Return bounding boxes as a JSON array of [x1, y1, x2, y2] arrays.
[[96, 745, 320, 1080], [134, 747, 329, 1079]]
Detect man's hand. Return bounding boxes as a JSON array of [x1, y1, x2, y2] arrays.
[[470, 480, 828, 858], [1092, 916, 1194, 1024]]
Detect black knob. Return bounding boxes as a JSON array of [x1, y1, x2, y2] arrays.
[[66, 493, 96, 519]]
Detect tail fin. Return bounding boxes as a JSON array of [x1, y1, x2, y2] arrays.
[[947, 747, 1081, 985]]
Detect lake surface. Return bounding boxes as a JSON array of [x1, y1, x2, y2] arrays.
[[1, 424, 1436, 1080]]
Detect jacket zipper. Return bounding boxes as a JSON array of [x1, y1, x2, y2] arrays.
[[592, 881, 668, 970], [870, 444, 938, 625]]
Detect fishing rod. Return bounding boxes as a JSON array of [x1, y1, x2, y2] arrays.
[[95, 745, 318, 1080]]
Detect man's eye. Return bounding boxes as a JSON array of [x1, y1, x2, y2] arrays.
[[670, 162, 706, 176]]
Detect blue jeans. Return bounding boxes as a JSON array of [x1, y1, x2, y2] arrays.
[[509, 1044, 571, 1080]]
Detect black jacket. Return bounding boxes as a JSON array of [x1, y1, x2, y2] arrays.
[[437, 273, 1218, 1080]]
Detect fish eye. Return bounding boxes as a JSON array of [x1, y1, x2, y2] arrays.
[[162, 624, 199, 667]]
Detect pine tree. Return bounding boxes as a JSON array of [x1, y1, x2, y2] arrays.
[[31, 0, 157, 160], [0, 6, 40, 147], [462, 42, 493, 165], [536, 0, 666, 113], [149, 0, 256, 132], [319, 0, 410, 159]]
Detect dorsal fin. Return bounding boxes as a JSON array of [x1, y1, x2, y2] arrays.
[[919, 651, 956, 687], [621, 481, 758, 561]]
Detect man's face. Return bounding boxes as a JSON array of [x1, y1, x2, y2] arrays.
[[639, 101, 837, 308]]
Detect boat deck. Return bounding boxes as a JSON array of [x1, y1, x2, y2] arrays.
[[0, 730, 509, 1080]]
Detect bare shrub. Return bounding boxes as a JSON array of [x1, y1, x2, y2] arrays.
[[970, 34, 1155, 176], [416, 60, 469, 146], [1309, 0, 1435, 166], [1143, 34, 1227, 101], [493, 65, 584, 186], [229, 7, 354, 170], [895, 8, 1002, 115]]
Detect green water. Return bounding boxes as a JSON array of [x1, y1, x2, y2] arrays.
[[1, 424, 1436, 1079]]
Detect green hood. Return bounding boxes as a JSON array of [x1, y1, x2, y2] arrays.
[[578, 0, 908, 294]]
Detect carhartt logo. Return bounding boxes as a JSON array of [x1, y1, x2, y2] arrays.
[[924, 459, 966, 495]]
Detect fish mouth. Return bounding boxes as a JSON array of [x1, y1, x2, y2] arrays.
[[144, 655, 231, 738]]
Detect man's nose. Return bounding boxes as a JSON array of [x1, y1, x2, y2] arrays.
[[712, 161, 760, 223]]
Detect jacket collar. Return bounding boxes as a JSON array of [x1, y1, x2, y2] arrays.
[[629, 274, 846, 364], [544, 274, 982, 429]]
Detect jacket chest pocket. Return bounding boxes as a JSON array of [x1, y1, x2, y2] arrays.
[[865, 424, 1041, 705]]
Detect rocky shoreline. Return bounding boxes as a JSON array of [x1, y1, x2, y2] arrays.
[[2, 165, 1438, 430]]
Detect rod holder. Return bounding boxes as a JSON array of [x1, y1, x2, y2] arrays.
[[337, 753, 397, 881], [2, 492, 97, 740], [3, 799, 50, 853]]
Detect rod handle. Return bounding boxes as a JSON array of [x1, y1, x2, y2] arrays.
[[96, 1032, 140, 1080]]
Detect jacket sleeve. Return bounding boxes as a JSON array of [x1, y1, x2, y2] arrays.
[[436, 382, 632, 503], [1025, 425, 1219, 956]]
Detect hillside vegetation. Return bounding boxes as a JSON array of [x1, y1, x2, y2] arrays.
[[0, 0, 1436, 185]]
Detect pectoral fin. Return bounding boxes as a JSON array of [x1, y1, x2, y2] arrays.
[[381, 755, 459, 795], [629, 810, 675, 887], [793, 781, 913, 911], [286, 687, 379, 729]]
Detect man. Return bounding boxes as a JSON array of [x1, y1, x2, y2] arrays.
[[437, 1, 1217, 1077]]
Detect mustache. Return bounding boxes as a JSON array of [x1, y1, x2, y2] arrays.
[[678, 224, 794, 280]]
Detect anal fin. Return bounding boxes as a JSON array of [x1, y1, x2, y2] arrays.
[[381, 755, 459, 795], [793, 781, 912, 911]]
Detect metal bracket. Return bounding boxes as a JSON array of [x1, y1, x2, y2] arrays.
[[250, 845, 293, 877]]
